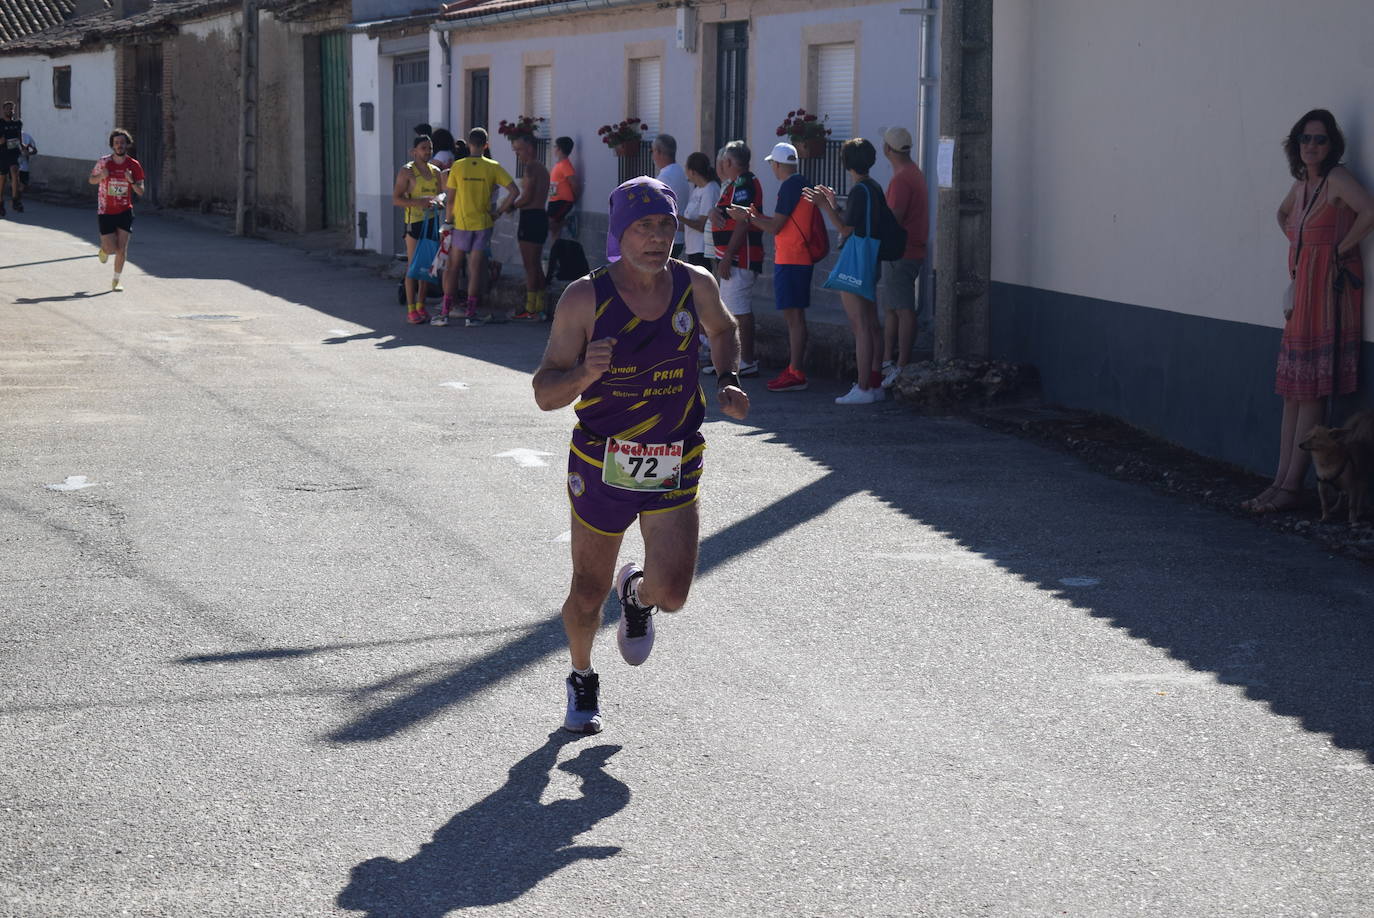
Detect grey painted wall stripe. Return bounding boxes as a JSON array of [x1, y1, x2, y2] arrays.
[[991, 282, 1374, 475]]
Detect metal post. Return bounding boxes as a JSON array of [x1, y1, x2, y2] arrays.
[[236, 0, 259, 236]]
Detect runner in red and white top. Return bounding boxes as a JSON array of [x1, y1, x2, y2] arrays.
[[89, 129, 146, 292]]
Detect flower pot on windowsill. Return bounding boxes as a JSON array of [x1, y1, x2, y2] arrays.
[[796, 137, 827, 159], [614, 139, 642, 158]]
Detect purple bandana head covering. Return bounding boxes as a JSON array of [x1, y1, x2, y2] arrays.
[[606, 176, 679, 262]]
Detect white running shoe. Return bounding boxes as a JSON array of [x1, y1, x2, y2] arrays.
[[834, 384, 879, 405], [881, 365, 903, 389], [616, 562, 656, 666]]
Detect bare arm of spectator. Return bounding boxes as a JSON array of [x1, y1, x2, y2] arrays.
[[1329, 166, 1374, 259]]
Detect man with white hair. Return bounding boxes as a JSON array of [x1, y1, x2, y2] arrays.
[[652, 133, 691, 258]]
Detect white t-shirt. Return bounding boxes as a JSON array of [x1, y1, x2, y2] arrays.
[[657, 161, 691, 246], [18, 132, 34, 170], [683, 180, 720, 256]]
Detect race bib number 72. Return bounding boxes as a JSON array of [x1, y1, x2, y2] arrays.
[[602, 437, 683, 492]]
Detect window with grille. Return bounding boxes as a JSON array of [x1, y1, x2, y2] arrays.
[[629, 57, 660, 139], [53, 67, 71, 108]]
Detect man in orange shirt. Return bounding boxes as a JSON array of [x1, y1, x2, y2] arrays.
[[879, 126, 930, 388]]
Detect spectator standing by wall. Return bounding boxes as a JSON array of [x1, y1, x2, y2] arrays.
[[1244, 108, 1373, 514], [547, 136, 578, 242], [681, 152, 720, 271], [728, 141, 822, 392], [511, 134, 552, 321], [879, 126, 929, 388], [430, 128, 457, 173], [710, 141, 764, 377], [806, 138, 890, 405], [653, 133, 691, 258], [17, 129, 36, 194]]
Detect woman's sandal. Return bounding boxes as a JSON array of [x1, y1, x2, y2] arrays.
[[1251, 486, 1306, 514], [1241, 485, 1279, 512]]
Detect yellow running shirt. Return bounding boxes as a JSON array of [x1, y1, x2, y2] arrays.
[[403, 161, 443, 224], [446, 156, 514, 231]]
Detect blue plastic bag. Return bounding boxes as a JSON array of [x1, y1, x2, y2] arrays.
[[821, 183, 880, 300], [406, 208, 441, 283]]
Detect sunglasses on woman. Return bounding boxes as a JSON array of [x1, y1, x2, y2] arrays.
[[1300, 134, 1329, 146]]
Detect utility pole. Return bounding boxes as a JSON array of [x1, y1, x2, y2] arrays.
[[933, 0, 992, 359], [235, 0, 259, 236]]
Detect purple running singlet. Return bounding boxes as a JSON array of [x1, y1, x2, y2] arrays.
[[567, 261, 708, 535]]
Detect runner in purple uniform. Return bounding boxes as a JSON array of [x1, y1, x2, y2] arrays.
[[533, 177, 750, 733]]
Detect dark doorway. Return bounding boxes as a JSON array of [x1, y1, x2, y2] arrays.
[[713, 22, 748, 155], [468, 68, 489, 134], [390, 54, 429, 254], [133, 44, 163, 206]]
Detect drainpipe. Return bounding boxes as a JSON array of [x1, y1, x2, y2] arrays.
[[903, 2, 940, 335], [434, 0, 654, 33], [437, 30, 452, 132]]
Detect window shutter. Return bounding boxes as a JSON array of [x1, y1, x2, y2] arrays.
[[527, 65, 552, 137], [630, 57, 661, 138], [815, 43, 855, 140]]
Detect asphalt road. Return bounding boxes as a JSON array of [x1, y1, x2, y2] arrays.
[[3, 202, 1373, 918]]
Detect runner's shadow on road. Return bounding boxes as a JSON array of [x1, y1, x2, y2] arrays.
[[14, 290, 112, 303], [336, 732, 627, 917]]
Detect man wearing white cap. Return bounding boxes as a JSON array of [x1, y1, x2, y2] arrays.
[[879, 126, 929, 387], [728, 141, 829, 391]]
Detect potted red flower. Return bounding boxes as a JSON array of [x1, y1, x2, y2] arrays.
[[598, 117, 646, 157], [497, 115, 545, 143], [776, 109, 831, 159]]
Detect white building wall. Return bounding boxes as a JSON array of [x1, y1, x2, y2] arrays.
[[437, 1, 920, 243], [350, 32, 386, 251], [992, 0, 1374, 340], [0, 48, 116, 165]]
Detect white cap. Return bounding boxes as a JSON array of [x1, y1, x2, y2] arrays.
[[764, 142, 799, 164], [882, 126, 913, 152]]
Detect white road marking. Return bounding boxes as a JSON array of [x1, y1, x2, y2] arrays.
[[1059, 576, 1101, 587], [552, 531, 572, 542], [328, 329, 352, 336], [494, 448, 554, 468], [440, 381, 470, 390], [46, 476, 94, 491]]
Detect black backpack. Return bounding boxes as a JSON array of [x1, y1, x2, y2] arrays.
[[872, 183, 908, 262], [548, 238, 590, 281]]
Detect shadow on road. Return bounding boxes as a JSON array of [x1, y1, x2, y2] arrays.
[[16, 201, 1370, 764], [336, 732, 627, 917]]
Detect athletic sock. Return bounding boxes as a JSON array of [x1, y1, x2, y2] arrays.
[[573, 666, 593, 677], [535, 290, 546, 313], [524, 291, 534, 312], [441, 294, 453, 312]]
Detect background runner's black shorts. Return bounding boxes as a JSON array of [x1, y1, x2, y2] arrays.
[[517, 208, 549, 245], [98, 211, 135, 235], [545, 200, 573, 222], [405, 220, 439, 240]]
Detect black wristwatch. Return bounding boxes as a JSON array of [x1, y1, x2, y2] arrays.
[[717, 371, 741, 390]]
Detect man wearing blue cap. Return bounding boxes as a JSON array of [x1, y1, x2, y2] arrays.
[[533, 176, 750, 733]]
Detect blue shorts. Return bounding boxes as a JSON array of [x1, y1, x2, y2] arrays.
[[773, 263, 814, 310], [567, 427, 705, 536], [451, 227, 493, 253]]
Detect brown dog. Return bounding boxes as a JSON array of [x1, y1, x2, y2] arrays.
[[1299, 411, 1374, 524]]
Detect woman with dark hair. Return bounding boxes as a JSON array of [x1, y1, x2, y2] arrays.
[[430, 128, 456, 172], [1245, 109, 1374, 513], [681, 151, 721, 270], [805, 137, 889, 405]]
